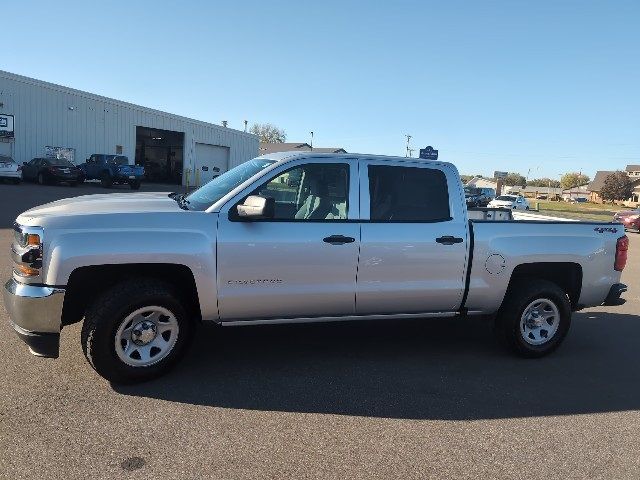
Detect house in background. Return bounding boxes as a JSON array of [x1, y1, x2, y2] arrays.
[[588, 167, 640, 205], [259, 142, 347, 155], [562, 185, 590, 200], [625, 164, 640, 178], [507, 185, 563, 198], [465, 176, 498, 190]]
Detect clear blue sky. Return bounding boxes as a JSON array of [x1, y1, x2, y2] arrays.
[[3, 0, 639, 179]]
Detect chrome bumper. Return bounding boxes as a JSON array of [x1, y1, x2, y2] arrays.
[[3, 278, 65, 357]]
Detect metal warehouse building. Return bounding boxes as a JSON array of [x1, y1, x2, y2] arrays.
[[0, 70, 258, 186]]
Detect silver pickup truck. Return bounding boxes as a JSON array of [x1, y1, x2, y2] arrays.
[[4, 152, 629, 383]]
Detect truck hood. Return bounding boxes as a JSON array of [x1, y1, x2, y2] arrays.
[[17, 192, 183, 221]]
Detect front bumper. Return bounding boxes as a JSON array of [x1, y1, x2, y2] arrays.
[[3, 279, 65, 357]]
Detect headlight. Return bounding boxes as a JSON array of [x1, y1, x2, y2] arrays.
[[12, 224, 43, 279]]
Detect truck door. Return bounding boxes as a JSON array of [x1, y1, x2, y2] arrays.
[[85, 155, 98, 178], [356, 160, 469, 314], [216, 158, 360, 321]]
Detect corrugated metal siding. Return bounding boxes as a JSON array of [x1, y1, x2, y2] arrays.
[[0, 70, 258, 184]]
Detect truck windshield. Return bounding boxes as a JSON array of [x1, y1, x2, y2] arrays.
[[464, 187, 480, 195], [184, 159, 276, 211]]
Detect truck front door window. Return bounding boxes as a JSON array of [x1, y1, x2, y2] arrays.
[[250, 163, 349, 220]]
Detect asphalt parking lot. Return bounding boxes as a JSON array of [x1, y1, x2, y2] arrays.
[[1, 182, 639, 479]]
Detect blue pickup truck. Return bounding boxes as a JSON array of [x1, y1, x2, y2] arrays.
[[78, 154, 144, 189]]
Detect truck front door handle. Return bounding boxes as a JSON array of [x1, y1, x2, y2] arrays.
[[436, 235, 464, 245], [323, 235, 356, 245]]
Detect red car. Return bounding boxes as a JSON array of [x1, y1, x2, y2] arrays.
[[614, 208, 640, 233]]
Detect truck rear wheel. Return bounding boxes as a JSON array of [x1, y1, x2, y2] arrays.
[[129, 180, 141, 190], [496, 279, 571, 357], [80, 278, 192, 383]]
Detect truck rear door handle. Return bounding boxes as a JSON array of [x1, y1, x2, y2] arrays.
[[323, 235, 356, 245], [436, 236, 464, 245]]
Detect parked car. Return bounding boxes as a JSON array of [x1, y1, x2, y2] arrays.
[[3, 152, 628, 383], [0, 155, 22, 184], [22, 157, 84, 186], [464, 186, 492, 207], [614, 207, 640, 233], [78, 154, 144, 189], [488, 194, 530, 210]]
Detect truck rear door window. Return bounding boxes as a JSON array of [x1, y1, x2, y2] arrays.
[[368, 165, 450, 222]]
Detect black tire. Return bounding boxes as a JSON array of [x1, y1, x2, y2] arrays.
[[81, 278, 193, 383], [129, 180, 141, 190], [100, 171, 113, 188], [37, 172, 46, 185], [495, 279, 571, 357]]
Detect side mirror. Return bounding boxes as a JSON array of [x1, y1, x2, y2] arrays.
[[236, 195, 274, 219]]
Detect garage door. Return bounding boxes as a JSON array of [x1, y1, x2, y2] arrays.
[[0, 141, 11, 158], [194, 143, 230, 185]]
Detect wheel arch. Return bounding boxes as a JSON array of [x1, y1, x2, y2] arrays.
[[503, 262, 583, 310], [62, 263, 202, 327]]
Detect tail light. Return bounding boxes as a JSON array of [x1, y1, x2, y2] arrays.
[[615, 235, 629, 272]]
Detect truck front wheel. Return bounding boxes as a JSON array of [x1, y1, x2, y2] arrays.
[[496, 279, 571, 357], [81, 279, 192, 383]]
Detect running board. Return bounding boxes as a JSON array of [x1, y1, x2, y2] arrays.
[[219, 311, 461, 327]]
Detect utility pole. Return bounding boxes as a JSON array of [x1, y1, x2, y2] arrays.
[[405, 134, 412, 157], [310, 131, 314, 151]]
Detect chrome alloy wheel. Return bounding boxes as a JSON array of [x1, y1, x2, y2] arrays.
[[115, 306, 179, 367], [520, 298, 560, 346]]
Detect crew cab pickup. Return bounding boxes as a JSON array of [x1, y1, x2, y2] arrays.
[[3, 153, 629, 383], [78, 154, 144, 189]]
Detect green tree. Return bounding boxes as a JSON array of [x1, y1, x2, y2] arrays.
[[600, 171, 633, 202], [249, 123, 287, 143], [504, 172, 527, 187], [560, 172, 590, 190]]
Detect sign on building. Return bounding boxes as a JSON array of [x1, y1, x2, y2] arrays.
[[419, 146, 438, 160], [45, 146, 76, 165], [494, 171, 508, 179], [0, 114, 14, 138]]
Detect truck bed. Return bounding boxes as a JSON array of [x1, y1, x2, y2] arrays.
[[464, 219, 624, 314]]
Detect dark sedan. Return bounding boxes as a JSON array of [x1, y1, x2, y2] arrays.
[[22, 158, 84, 186]]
